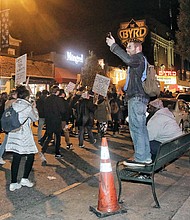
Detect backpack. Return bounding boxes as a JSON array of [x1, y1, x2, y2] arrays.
[[110, 100, 119, 114], [142, 57, 160, 97], [1, 107, 27, 133]]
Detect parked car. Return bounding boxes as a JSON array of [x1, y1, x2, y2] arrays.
[[159, 98, 190, 132], [176, 93, 190, 107]]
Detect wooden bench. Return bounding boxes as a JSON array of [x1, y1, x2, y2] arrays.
[[116, 133, 190, 208]]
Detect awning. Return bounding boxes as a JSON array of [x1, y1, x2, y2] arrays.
[[55, 67, 77, 84]]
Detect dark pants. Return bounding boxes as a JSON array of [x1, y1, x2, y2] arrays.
[[42, 131, 61, 155], [11, 152, 35, 183], [111, 113, 120, 134], [78, 125, 95, 146]]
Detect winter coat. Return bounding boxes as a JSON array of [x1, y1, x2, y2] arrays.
[[5, 98, 39, 154], [147, 107, 183, 143], [36, 95, 46, 118], [75, 97, 96, 127], [95, 99, 111, 123], [44, 94, 65, 133], [59, 97, 70, 123]]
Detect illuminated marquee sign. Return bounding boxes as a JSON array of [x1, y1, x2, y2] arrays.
[[158, 71, 176, 76], [118, 19, 148, 47], [157, 71, 177, 84], [157, 76, 176, 85], [66, 51, 83, 64]]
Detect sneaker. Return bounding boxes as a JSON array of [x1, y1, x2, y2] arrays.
[[0, 157, 6, 165], [66, 143, 73, 150], [122, 159, 152, 167], [20, 178, 34, 188], [144, 159, 152, 164], [55, 154, 63, 158], [79, 145, 85, 148], [39, 152, 47, 163], [127, 157, 152, 164], [9, 183, 22, 191], [122, 161, 146, 167]]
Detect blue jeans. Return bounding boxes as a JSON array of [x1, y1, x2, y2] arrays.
[[78, 125, 95, 146], [128, 96, 151, 162]]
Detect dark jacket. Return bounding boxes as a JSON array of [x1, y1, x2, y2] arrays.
[[36, 95, 46, 118], [59, 97, 70, 123], [75, 97, 97, 127], [110, 43, 149, 100], [44, 94, 65, 133]]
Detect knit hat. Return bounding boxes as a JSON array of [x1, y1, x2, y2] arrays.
[[149, 99, 164, 109]]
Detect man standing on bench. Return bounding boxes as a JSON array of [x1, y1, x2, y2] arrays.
[[147, 99, 183, 161], [106, 34, 152, 164]]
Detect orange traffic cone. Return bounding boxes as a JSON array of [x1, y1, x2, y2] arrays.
[[89, 137, 127, 218]]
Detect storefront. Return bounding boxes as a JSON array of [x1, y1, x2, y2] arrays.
[[0, 55, 54, 94], [35, 51, 84, 89]]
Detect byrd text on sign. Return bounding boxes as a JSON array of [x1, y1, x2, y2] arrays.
[[118, 19, 148, 47]]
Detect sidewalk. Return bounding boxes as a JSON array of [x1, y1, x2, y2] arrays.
[[0, 127, 189, 220], [1, 156, 190, 220]]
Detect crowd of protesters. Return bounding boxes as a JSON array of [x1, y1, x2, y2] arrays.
[[0, 84, 127, 190], [0, 84, 184, 191]]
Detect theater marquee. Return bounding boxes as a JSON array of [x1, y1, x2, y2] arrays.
[[118, 19, 148, 47], [157, 70, 177, 85]]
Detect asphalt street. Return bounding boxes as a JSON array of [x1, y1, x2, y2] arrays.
[[0, 126, 190, 220]]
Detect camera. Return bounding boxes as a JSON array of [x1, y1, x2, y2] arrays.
[[107, 32, 112, 38]]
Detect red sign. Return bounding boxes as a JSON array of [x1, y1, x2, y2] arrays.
[[158, 71, 176, 76]]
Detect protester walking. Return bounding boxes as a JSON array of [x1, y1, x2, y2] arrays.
[[36, 89, 49, 144], [39, 85, 65, 164], [94, 95, 111, 138], [59, 89, 73, 150], [75, 91, 97, 148]]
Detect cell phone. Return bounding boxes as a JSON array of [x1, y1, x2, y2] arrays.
[[107, 32, 112, 38]]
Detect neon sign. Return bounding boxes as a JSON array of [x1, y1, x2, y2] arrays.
[[158, 71, 176, 76], [118, 19, 148, 46], [66, 52, 83, 64]]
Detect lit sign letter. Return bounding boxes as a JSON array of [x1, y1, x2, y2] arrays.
[[66, 51, 83, 64]]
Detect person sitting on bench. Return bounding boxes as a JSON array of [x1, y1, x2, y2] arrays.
[[147, 99, 183, 161]]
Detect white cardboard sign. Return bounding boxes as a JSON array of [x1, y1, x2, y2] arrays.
[[15, 54, 27, 85], [92, 74, 110, 97]]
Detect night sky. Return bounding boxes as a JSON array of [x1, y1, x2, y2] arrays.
[[3, 0, 179, 66]]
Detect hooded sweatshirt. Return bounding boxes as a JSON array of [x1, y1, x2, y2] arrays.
[[147, 107, 183, 143]]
